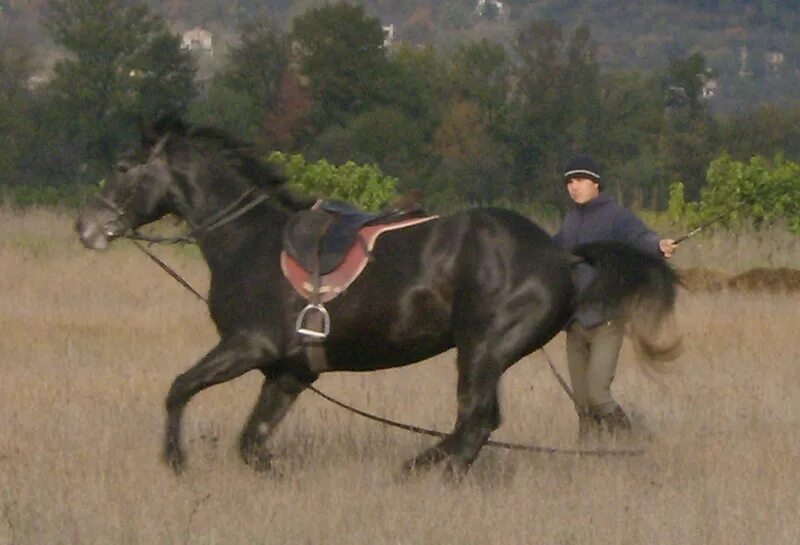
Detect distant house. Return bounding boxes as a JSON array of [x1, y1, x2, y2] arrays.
[[181, 27, 214, 57], [738, 46, 752, 77], [475, 0, 510, 21], [765, 46, 784, 76], [701, 76, 718, 99], [382, 24, 394, 48]]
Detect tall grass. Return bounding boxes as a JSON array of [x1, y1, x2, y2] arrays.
[[1, 207, 798, 545]]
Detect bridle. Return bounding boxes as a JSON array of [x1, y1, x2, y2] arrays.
[[92, 137, 272, 246]]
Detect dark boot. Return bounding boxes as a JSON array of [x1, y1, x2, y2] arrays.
[[598, 406, 632, 435], [577, 411, 601, 443]]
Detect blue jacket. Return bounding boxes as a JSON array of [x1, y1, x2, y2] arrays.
[[553, 193, 663, 328]]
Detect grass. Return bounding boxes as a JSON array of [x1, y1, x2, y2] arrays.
[[1, 207, 798, 545]]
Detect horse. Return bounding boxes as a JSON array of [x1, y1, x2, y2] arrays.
[[76, 118, 681, 477]]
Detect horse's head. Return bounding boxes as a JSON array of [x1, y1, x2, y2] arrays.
[[76, 131, 177, 250], [77, 118, 312, 251]]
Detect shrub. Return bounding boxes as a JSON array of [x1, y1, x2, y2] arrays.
[[267, 152, 397, 211]]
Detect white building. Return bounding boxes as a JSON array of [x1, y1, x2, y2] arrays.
[[475, 0, 510, 21], [382, 24, 394, 48], [181, 27, 214, 56]]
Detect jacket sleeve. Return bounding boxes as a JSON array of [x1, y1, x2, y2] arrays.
[[613, 209, 662, 256]]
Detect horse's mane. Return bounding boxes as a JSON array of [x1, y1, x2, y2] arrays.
[[148, 115, 315, 212]]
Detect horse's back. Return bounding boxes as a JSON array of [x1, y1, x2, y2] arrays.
[[320, 207, 574, 370]]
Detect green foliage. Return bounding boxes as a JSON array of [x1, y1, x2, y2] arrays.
[[267, 152, 398, 211], [189, 15, 287, 143], [290, 3, 391, 130], [45, 0, 195, 166], [448, 39, 509, 127], [0, 31, 37, 184], [308, 106, 427, 178], [1, 183, 96, 208], [188, 83, 261, 142], [507, 21, 602, 204], [669, 154, 800, 233]]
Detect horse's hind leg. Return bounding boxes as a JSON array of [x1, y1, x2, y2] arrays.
[[238, 372, 307, 471], [403, 344, 503, 478], [163, 332, 274, 473]]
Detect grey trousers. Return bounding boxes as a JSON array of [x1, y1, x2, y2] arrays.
[[565, 320, 625, 417]]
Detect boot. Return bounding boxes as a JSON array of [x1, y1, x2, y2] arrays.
[[598, 405, 632, 435], [577, 411, 601, 443]]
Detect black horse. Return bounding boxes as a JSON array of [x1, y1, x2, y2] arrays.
[[76, 119, 681, 476]]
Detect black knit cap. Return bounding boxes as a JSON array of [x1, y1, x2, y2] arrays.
[[563, 154, 602, 185]]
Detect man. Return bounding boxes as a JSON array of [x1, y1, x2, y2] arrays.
[[552, 154, 677, 440]]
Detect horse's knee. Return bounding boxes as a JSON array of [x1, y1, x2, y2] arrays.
[[165, 375, 191, 411]]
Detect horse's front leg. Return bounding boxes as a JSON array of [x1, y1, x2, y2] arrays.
[[163, 332, 276, 473], [238, 371, 309, 471]]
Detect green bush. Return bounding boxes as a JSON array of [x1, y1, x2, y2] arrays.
[[1, 184, 96, 209], [267, 152, 398, 211], [668, 154, 800, 233]]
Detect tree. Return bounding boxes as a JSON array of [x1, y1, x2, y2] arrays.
[[304, 105, 426, 181], [290, 3, 392, 132], [0, 28, 37, 185], [592, 71, 666, 205], [190, 14, 289, 148], [448, 39, 509, 127], [218, 15, 288, 113], [45, 0, 195, 173], [506, 21, 602, 205], [430, 100, 514, 204], [260, 70, 312, 151], [660, 52, 718, 199]]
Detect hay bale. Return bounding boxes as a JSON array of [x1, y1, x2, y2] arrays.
[[678, 267, 731, 292], [727, 267, 800, 292]]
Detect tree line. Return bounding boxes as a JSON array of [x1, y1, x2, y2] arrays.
[[1, 0, 799, 218]]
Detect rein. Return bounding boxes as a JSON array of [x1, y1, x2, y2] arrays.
[[127, 235, 644, 458], [122, 188, 270, 245]]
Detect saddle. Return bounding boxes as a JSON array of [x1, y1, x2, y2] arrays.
[[281, 195, 437, 305]]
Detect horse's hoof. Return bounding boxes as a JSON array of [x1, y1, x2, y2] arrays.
[[442, 461, 469, 484], [399, 459, 419, 477], [240, 447, 274, 472], [163, 447, 186, 475]]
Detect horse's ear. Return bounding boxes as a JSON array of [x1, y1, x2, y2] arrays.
[[140, 114, 187, 148], [149, 134, 170, 158], [139, 116, 159, 147]]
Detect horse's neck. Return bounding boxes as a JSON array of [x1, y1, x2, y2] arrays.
[[188, 194, 289, 269]]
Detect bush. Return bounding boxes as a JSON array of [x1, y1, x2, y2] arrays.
[[668, 154, 800, 233], [1, 184, 96, 209], [267, 152, 398, 211]]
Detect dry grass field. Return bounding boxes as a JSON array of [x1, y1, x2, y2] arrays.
[[1, 207, 798, 545]]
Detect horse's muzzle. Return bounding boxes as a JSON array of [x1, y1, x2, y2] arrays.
[[76, 214, 110, 250], [75, 204, 129, 250]]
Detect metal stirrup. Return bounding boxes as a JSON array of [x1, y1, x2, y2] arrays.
[[295, 303, 331, 339]]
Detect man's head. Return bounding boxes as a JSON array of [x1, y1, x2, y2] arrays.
[[563, 154, 602, 204]]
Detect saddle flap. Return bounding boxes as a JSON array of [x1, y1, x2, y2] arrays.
[[281, 215, 439, 303]]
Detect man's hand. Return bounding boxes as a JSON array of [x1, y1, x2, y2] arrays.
[[659, 238, 678, 258]]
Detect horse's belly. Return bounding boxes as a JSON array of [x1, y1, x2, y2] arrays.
[[325, 334, 453, 371]]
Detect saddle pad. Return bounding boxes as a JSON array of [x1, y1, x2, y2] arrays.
[[281, 215, 438, 303]]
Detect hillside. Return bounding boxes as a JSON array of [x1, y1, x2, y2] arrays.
[[2, 0, 798, 112]]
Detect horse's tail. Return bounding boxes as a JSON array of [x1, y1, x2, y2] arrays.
[[573, 241, 683, 369]]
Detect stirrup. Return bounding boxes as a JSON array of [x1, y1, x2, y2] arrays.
[[295, 303, 331, 339]]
